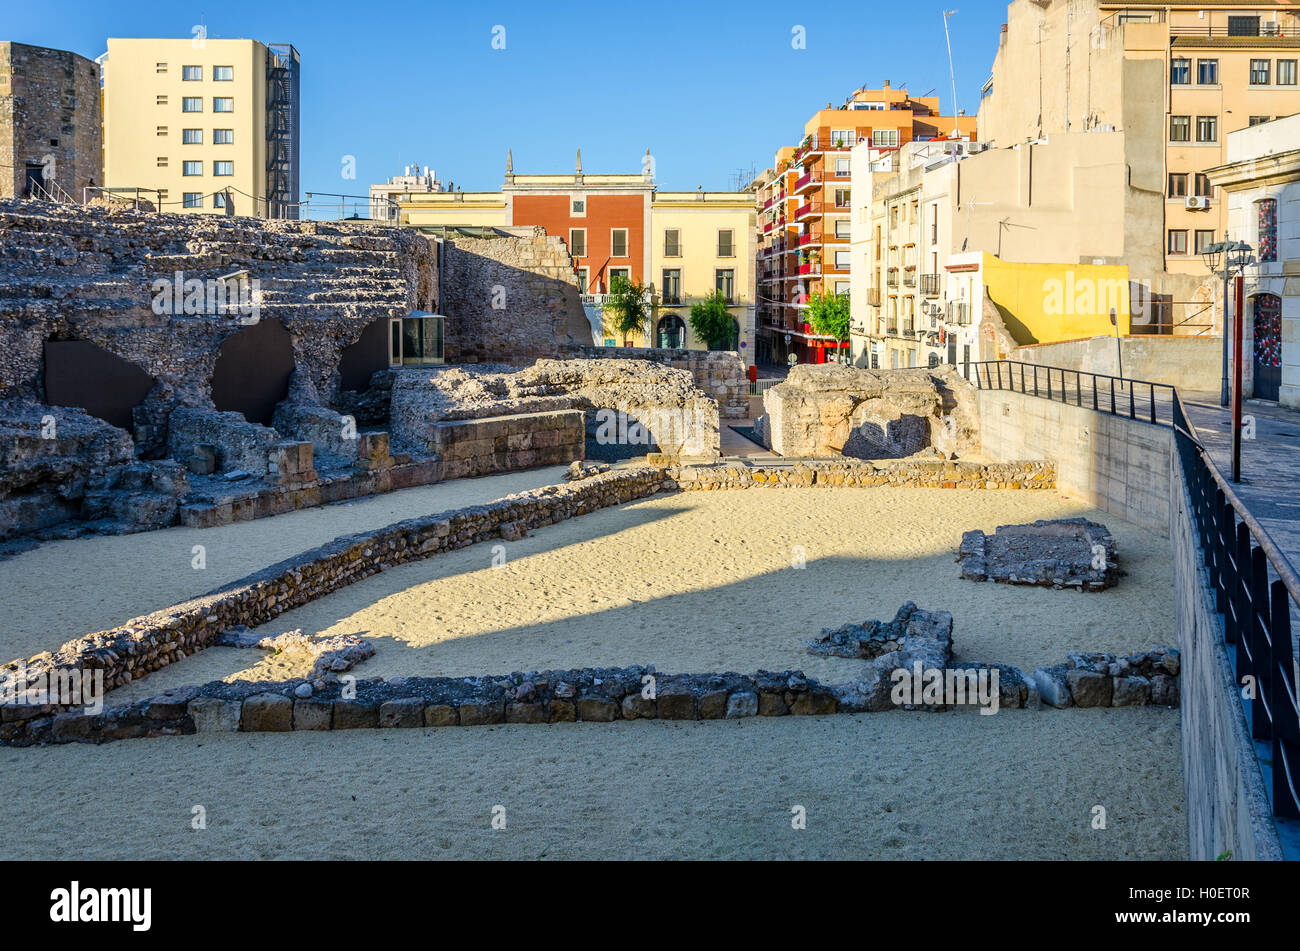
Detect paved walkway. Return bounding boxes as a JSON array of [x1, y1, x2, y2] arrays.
[[1182, 392, 1300, 578], [720, 420, 779, 459]]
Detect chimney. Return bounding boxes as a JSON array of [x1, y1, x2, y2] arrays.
[[883, 80, 891, 91]]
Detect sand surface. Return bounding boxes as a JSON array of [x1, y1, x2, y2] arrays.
[[104, 487, 1174, 702], [0, 466, 568, 663], [0, 709, 1185, 860]]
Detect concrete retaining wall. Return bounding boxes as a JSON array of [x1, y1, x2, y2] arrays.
[[1014, 335, 1221, 392], [976, 389, 1172, 536], [1170, 451, 1284, 861]]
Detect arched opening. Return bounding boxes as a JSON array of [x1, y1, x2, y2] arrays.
[[338, 317, 391, 393], [211, 319, 294, 425], [43, 339, 154, 431], [1251, 293, 1282, 401], [656, 314, 686, 349]]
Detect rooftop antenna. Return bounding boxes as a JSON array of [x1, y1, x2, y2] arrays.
[[943, 10, 960, 136]]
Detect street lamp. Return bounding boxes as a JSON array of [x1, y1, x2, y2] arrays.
[[1202, 237, 1256, 407]]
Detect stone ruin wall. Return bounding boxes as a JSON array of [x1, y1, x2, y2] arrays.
[[575, 346, 749, 419], [756, 364, 981, 460], [439, 228, 592, 364]]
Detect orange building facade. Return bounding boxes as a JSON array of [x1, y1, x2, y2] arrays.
[[755, 83, 976, 365]]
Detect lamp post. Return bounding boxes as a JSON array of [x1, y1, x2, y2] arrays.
[[1202, 237, 1255, 408], [1201, 238, 1255, 482]]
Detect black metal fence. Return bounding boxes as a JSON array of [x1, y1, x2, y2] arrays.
[[961, 359, 1176, 426], [1174, 394, 1300, 821], [962, 358, 1299, 822]]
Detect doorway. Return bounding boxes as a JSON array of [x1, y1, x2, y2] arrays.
[[1252, 293, 1281, 401]]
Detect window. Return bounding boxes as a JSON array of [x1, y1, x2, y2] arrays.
[[834, 157, 850, 177], [1194, 173, 1212, 198], [1250, 116, 1272, 127], [835, 218, 851, 239], [1168, 230, 1188, 255], [835, 280, 850, 296], [871, 129, 899, 148], [1258, 198, 1278, 262], [661, 269, 682, 305], [1229, 16, 1261, 37], [182, 129, 202, 144], [835, 249, 851, 270], [1168, 173, 1188, 198], [1279, 60, 1297, 86], [156, 125, 168, 136], [570, 198, 585, 216], [829, 128, 853, 147], [182, 97, 202, 112], [1171, 58, 1191, 84], [1196, 116, 1218, 142], [1170, 116, 1190, 142], [213, 129, 234, 145], [610, 228, 628, 257], [715, 269, 735, 303], [156, 62, 168, 74], [213, 98, 234, 113], [569, 228, 586, 257], [663, 228, 681, 257], [182, 161, 202, 176], [834, 188, 851, 208], [156, 95, 169, 106], [576, 268, 588, 294], [1195, 230, 1216, 254], [213, 193, 229, 209], [390, 315, 445, 366], [183, 193, 203, 208], [156, 156, 168, 168], [717, 229, 734, 257], [607, 267, 630, 291], [1250, 59, 1271, 85], [182, 66, 202, 81], [213, 66, 233, 81], [1197, 59, 1219, 85], [213, 160, 233, 177]]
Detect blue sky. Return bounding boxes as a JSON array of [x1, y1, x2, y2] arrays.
[[3, 0, 1006, 196]]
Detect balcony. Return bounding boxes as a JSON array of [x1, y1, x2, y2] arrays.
[[798, 232, 815, 247], [902, 268, 916, 287], [886, 269, 899, 287], [886, 321, 898, 336], [763, 221, 774, 234], [793, 171, 822, 195], [795, 201, 820, 222], [947, 301, 970, 326], [798, 262, 821, 277], [919, 272, 940, 296], [902, 320, 915, 337], [866, 287, 881, 308]]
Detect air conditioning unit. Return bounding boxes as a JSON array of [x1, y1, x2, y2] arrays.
[[1263, 21, 1280, 36], [1185, 196, 1210, 210]]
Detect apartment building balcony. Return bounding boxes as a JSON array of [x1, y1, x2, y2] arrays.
[[886, 321, 898, 336], [763, 197, 774, 210], [795, 200, 820, 222], [763, 220, 774, 234], [886, 268, 899, 287], [866, 287, 881, 308], [947, 301, 970, 326], [919, 272, 940, 296], [792, 171, 822, 195], [902, 268, 916, 287], [798, 231, 815, 247], [798, 262, 821, 277], [902, 319, 915, 337]]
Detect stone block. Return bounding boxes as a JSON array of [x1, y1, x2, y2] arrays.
[[458, 700, 506, 726], [241, 692, 293, 731], [506, 702, 548, 724], [790, 691, 838, 716], [332, 699, 379, 729], [698, 689, 728, 720], [548, 699, 577, 722], [1151, 673, 1179, 707], [1112, 676, 1152, 706], [379, 697, 424, 727], [424, 704, 459, 727], [575, 697, 617, 722], [189, 697, 241, 733], [724, 692, 759, 718], [1065, 669, 1113, 707], [758, 692, 789, 716], [1034, 667, 1074, 708], [293, 698, 333, 730]]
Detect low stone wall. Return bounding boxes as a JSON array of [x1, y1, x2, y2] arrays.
[[167, 407, 280, 476], [576, 346, 749, 419], [667, 459, 1056, 490], [432, 410, 584, 480], [0, 467, 670, 712], [1170, 451, 1283, 860]]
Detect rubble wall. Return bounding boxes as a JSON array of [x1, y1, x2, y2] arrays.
[[576, 346, 748, 419]]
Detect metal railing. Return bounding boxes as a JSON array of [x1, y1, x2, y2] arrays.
[[920, 273, 940, 296], [1174, 394, 1300, 822], [962, 358, 1300, 824]]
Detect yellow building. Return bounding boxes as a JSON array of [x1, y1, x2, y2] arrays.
[[648, 191, 756, 353], [397, 191, 509, 228], [101, 38, 299, 217]]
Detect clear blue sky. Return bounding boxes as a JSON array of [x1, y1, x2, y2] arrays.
[[3, 0, 1006, 196]]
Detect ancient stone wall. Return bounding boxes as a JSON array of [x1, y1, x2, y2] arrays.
[[431, 410, 585, 480], [0, 43, 102, 202], [576, 346, 748, 419], [389, 360, 721, 459], [439, 228, 590, 364], [668, 459, 1055, 490], [756, 364, 980, 459]]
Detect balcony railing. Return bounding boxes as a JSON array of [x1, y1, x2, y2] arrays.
[[920, 273, 940, 296], [902, 269, 917, 287], [866, 287, 881, 308], [795, 201, 818, 221], [798, 232, 814, 247], [886, 269, 899, 287], [793, 171, 822, 194], [947, 301, 970, 325]]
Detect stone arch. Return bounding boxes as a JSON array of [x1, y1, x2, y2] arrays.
[[43, 339, 154, 431], [211, 319, 295, 426], [338, 317, 392, 394], [656, 314, 686, 349]]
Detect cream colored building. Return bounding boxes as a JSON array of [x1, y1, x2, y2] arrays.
[[979, 0, 1300, 277], [101, 38, 299, 217], [648, 191, 756, 354], [398, 190, 509, 228]]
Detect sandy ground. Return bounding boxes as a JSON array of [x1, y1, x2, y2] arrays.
[[104, 487, 1175, 702], [0, 466, 568, 663], [0, 709, 1185, 860]]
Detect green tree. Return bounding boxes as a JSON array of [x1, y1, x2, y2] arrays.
[[604, 275, 647, 345], [806, 289, 850, 343], [689, 291, 736, 350]]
